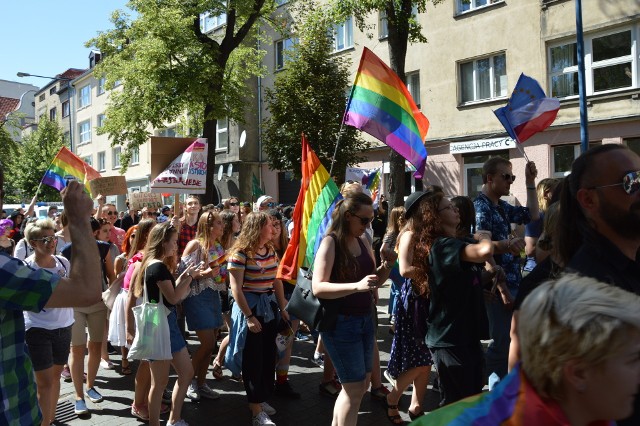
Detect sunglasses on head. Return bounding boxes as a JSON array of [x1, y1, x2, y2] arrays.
[[590, 170, 640, 195], [500, 173, 516, 182], [351, 213, 372, 226], [32, 236, 57, 244]]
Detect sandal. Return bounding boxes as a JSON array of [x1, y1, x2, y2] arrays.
[[211, 361, 224, 381], [121, 364, 132, 375], [319, 380, 341, 398], [408, 409, 425, 421], [370, 385, 391, 400], [384, 396, 405, 425]]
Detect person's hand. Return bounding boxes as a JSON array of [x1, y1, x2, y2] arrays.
[[61, 181, 93, 221], [507, 237, 525, 255], [499, 287, 514, 311], [280, 309, 290, 323], [474, 230, 492, 241], [247, 316, 261, 333], [384, 250, 398, 264], [179, 262, 198, 281], [126, 330, 135, 346], [525, 161, 538, 184], [169, 215, 179, 228], [95, 194, 106, 205], [356, 274, 379, 292]]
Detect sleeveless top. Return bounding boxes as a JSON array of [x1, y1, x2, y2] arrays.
[[329, 235, 375, 316]]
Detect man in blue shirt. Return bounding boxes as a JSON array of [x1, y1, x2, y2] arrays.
[[474, 157, 539, 382]]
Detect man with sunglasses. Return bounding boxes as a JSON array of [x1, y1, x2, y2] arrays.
[[95, 198, 126, 251], [555, 144, 640, 426], [474, 157, 539, 385], [256, 195, 276, 212], [0, 162, 102, 425]]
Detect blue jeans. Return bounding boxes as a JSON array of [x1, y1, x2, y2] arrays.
[[388, 280, 401, 316], [484, 295, 514, 380], [321, 314, 375, 383]]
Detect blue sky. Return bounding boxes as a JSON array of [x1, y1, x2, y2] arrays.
[[1, 0, 130, 89]]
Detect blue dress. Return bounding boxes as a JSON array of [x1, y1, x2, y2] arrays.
[[387, 279, 432, 378]]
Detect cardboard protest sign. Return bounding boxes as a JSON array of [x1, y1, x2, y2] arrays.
[[150, 138, 208, 194], [129, 192, 163, 210], [89, 176, 128, 196]]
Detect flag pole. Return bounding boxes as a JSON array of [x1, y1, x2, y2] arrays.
[[329, 120, 346, 177], [515, 143, 531, 163]]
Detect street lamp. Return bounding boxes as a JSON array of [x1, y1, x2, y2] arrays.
[[17, 71, 74, 151]]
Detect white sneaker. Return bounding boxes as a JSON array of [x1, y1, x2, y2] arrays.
[[252, 411, 276, 426], [261, 402, 276, 416], [186, 380, 201, 401], [198, 383, 220, 400], [167, 420, 189, 426]]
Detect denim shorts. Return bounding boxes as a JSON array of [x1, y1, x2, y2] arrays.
[[25, 325, 72, 371], [183, 287, 223, 331], [321, 314, 375, 383], [168, 307, 187, 354]]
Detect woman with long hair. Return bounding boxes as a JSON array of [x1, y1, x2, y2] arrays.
[[226, 212, 290, 426], [267, 209, 288, 258], [181, 211, 226, 401], [23, 219, 74, 426], [380, 206, 405, 330], [0, 218, 15, 255], [522, 178, 560, 274], [9, 210, 24, 244], [312, 192, 394, 426], [130, 223, 198, 426]]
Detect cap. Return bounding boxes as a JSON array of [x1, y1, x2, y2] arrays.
[[404, 191, 430, 220], [256, 195, 274, 207], [162, 206, 171, 213]]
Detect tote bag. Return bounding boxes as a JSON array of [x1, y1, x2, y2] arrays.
[[128, 265, 172, 361], [286, 267, 341, 332]]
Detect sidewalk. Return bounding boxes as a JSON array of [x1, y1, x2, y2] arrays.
[[55, 285, 442, 425]]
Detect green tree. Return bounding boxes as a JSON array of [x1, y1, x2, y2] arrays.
[[334, 0, 441, 207], [0, 120, 22, 203], [88, 0, 277, 204], [11, 117, 65, 202], [262, 2, 369, 181]]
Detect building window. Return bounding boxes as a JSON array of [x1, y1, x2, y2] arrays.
[[200, 9, 227, 33], [113, 147, 121, 169], [157, 127, 178, 137], [625, 138, 640, 156], [39, 93, 45, 102], [131, 146, 140, 165], [82, 156, 92, 167], [78, 84, 91, 109], [62, 101, 70, 118], [379, 11, 388, 39], [49, 86, 57, 95], [406, 72, 421, 108], [332, 16, 353, 52], [275, 38, 296, 71], [97, 77, 106, 95], [551, 145, 580, 177], [97, 113, 106, 128], [78, 120, 91, 145], [549, 28, 635, 97], [97, 151, 106, 171], [216, 117, 229, 150], [457, 0, 502, 14], [459, 52, 507, 104], [63, 132, 70, 145], [49, 107, 57, 121]]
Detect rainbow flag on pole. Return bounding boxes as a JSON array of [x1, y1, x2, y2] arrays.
[[344, 47, 430, 178], [277, 134, 341, 281], [41, 146, 101, 194]]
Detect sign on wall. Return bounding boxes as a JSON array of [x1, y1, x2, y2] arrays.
[[449, 137, 516, 155]]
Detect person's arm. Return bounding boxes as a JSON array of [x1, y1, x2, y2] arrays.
[[125, 266, 139, 347], [524, 236, 538, 258], [157, 263, 197, 305], [94, 194, 105, 220], [367, 236, 394, 283], [398, 231, 420, 279], [311, 236, 379, 299], [273, 278, 290, 322], [525, 162, 540, 221], [104, 248, 116, 284], [229, 267, 264, 333], [45, 181, 102, 308], [114, 255, 126, 276], [508, 311, 520, 372], [460, 239, 494, 263]]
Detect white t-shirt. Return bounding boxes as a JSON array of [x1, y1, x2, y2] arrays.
[[23, 255, 75, 330], [14, 235, 65, 260]]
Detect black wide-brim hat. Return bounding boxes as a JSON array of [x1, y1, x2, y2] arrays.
[[404, 190, 434, 220]]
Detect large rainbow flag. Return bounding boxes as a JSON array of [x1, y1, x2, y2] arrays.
[[41, 146, 102, 194], [277, 134, 341, 281], [344, 47, 430, 178], [412, 365, 614, 426]]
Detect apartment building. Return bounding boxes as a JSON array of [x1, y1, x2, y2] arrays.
[[0, 79, 39, 143]]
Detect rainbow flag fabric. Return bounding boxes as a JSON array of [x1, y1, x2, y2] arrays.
[[41, 146, 101, 194], [344, 47, 430, 178], [412, 365, 614, 426], [277, 134, 341, 281], [362, 167, 380, 201]]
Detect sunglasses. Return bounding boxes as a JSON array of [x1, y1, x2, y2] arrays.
[[261, 202, 276, 208], [500, 173, 516, 182], [590, 170, 640, 195], [130, 234, 137, 239], [229, 202, 239, 206], [32, 236, 57, 244], [106, 211, 118, 216], [351, 213, 373, 226]]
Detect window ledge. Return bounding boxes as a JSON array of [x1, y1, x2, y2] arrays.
[[331, 46, 356, 56], [454, 0, 506, 19], [557, 87, 640, 107], [541, 0, 571, 10], [77, 141, 92, 146], [457, 96, 509, 110], [76, 104, 91, 111]]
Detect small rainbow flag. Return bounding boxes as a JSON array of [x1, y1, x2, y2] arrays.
[[277, 134, 341, 281], [362, 168, 380, 201], [344, 47, 430, 178], [41, 146, 101, 194]]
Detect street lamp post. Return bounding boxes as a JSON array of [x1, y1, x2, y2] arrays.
[[17, 72, 74, 151]]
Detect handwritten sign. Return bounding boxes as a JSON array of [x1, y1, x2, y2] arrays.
[[129, 192, 163, 210], [150, 138, 208, 194], [89, 176, 128, 197]]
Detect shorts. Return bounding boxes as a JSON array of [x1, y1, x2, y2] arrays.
[[321, 314, 375, 383], [72, 302, 108, 346], [168, 307, 187, 354], [183, 287, 223, 331], [25, 326, 72, 371]]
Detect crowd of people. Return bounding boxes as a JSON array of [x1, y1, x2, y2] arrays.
[[1, 143, 640, 426]]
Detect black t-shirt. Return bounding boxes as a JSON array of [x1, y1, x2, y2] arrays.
[[143, 261, 175, 308], [426, 237, 488, 348], [61, 240, 112, 291], [513, 256, 560, 311]]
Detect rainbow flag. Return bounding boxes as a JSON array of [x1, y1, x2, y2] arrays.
[[277, 134, 341, 281], [362, 168, 380, 201], [41, 146, 101, 194], [412, 365, 614, 426], [344, 47, 430, 178]]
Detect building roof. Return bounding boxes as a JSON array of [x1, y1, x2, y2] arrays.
[[0, 96, 20, 122], [34, 68, 87, 95]]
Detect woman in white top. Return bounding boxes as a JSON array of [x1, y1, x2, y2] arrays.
[[23, 218, 74, 426]]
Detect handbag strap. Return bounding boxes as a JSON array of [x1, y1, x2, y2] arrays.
[[143, 260, 165, 306]]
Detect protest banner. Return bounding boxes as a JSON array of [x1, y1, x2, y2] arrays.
[[89, 176, 128, 196], [129, 192, 164, 210], [150, 138, 208, 194]]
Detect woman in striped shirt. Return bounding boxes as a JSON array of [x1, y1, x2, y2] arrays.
[[226, 212, 289, 426]]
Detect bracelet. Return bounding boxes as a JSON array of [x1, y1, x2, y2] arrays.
[[526, 186, 536, 190], [246, 314, 255, 320], [186, 272, 192, 278]]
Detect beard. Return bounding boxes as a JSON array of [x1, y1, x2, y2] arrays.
[[599, 200, 640, 239]]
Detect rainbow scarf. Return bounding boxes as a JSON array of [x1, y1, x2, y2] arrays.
[[344, 47, 430, 178], [413, 365, 615, 426], [277, 134, 341, 281], [41, 146, 101, 194]]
